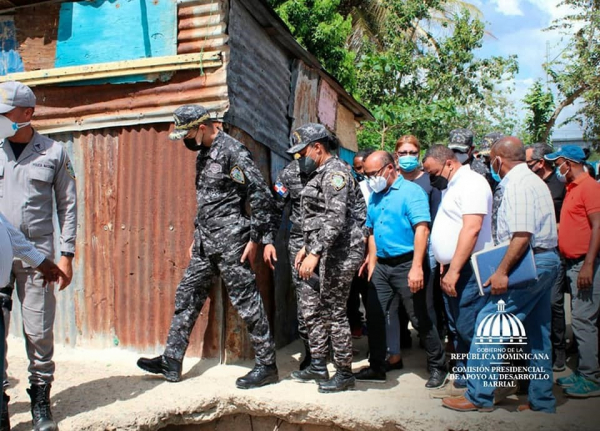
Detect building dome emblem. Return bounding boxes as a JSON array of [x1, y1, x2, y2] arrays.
[[475, 300, 527, 345]]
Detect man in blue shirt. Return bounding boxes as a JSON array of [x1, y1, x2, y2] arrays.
[[354, 151, 447, 388]]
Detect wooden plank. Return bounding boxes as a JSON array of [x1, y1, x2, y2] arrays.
[[336, 103, 358, 152], [0, 53, 222, 86]]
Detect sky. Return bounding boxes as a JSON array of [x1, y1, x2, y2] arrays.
[[470, 0, 583, 139]]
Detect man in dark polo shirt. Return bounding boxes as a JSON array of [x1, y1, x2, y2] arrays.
[[526, 143, 567, 371], [545, 145, 600, 398]]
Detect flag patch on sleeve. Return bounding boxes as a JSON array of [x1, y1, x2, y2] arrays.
[[274, 181, 289, 197]]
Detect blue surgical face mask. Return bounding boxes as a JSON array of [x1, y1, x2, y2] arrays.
[[0, 115, 30, 140], [397, 155, 420, 172], [490, 156, 502, 183], [555, 161, 569, 183]]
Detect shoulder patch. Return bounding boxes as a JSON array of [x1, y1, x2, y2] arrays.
[[331, 172, 347, 191], [65, 158, 76, 179], [230, 165, 246, 184], [274, 181, 289, 197]]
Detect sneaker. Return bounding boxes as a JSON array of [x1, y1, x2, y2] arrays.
[[552, 349, 566, 372], [429, 383, 467, 399], [137, 355, 182, 382], [236, 363, 279, 389], [425, 368, 448, 389], [557, 372, 581, 388], [564, 377, 600, 398], [353, 366, 386, 383]]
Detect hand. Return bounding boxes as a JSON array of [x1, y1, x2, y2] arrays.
[[295, 247, 307, 271], [441, 268, 460, 297], [408, 264, 424, 293], [299, 253, 320, 280], [577, 262, 594, 290], [484, 270, 508, 295], [36, 259, 67, 288], [241, 241, 258, 271], [189, 240, 194, 259], [56, 256, 73, 290], [358, 256, 369, 278], [263, 244, 278, 270]]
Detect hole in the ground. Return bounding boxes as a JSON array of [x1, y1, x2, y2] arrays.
[[159, 413, 351, 430]]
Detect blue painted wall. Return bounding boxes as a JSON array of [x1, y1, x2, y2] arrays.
[[55, 0, 177, 84], [0, 18, 25, 75], [340, 147, 356, 166]]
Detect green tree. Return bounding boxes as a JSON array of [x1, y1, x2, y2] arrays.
[[522, 80, 555, 144], [541, 0, 600, 142]]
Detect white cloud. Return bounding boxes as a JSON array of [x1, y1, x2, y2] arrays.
[[527, 0, 572, 21], [491, 0, 524, 16]]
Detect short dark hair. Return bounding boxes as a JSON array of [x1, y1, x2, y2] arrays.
[[525, 143, 554, 166], [423, 144, 457, 164], [355, 149, 374, 160]]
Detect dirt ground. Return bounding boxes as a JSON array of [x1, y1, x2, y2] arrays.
[[4, 334, 600, 431]]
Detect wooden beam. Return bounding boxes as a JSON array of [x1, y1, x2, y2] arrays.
[[0, 53, 223, 87]]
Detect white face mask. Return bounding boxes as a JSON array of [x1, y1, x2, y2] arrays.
[[367, 166, 391, 193], [0, 115, 30, 140]]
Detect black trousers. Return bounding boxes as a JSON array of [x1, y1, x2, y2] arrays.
[[347, 271, 369, 329], [367, 258, 446, 372]]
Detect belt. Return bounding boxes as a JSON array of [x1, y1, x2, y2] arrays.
[[565, 255, 586, 265], [378, 252, 414, 266], [532, 247, 553, 254]]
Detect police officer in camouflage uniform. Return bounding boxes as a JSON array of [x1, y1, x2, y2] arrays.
[[137, 105, 279, 389], [288, 123, 365, 393], [263, 159, 312, 370], [0, 81, 77, 431]]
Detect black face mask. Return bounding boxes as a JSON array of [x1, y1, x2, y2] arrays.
[[429, 165, 449, 190], [183, 137, 202, 152], [298, 155, 318, 175]]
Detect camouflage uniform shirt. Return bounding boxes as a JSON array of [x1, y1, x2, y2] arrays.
[[194, 130, 276, 254], [301, 156, 365, 255]]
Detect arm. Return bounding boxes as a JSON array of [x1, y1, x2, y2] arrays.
[[578, 212, 600, 289], [484, 232, 532, 295], [3, 215, 45, 268], [442, 214, 484, 297], [263, 167, 293, 269], [409, 222, 429, 293]]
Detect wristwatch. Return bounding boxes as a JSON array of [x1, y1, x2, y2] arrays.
[[61, 252, 75, 258]]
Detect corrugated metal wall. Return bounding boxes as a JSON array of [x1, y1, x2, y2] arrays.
[[225, 0, 292, 157]]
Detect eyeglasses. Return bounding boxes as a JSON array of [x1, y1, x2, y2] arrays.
[[364, 164, 390, 179], [396, 151, 419, 157]]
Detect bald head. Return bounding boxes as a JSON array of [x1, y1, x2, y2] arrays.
[[363, 150, 397, 192], [365, 150, 395, 169], [491, 136, 526, 162]]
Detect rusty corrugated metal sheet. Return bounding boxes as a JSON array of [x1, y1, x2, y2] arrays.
[[289, 60, 320, 130], [318, 80, 338, 131], [225, 0, 292, 157], [178, 0, 230, 55], [336, 104, 359, 152]]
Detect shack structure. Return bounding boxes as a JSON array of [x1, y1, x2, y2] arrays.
[[0, 0, 372, 362]]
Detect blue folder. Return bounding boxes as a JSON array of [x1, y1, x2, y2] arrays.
[[470, 242, 538, 296]]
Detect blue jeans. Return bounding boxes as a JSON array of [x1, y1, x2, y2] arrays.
[[444, 265, 489, 387], [465, 250, 560, 412]]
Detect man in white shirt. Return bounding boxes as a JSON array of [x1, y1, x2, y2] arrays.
[[443, 137, 560, 414], [0, 212, 63, 430], [422, 145, 493, 398]]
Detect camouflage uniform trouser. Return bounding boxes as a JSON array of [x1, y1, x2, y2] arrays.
[[298, 240, 364, 368], [288, 233, 308, 341], [164, 237, 276, 365]]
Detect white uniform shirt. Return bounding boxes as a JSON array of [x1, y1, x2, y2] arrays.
[[495, 163, 557, 249], [431, 165, 493, 264], [0, 212, 45, 286]]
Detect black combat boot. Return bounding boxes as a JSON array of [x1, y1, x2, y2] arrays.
[[137, 355, 182, 382], [299, 339, 311, 370], [235, 363, 278, 389], [1, 392, 10, 431], [318, 366, 355, 393], [291, 358, 329, 382], [27, 384, 57, 431]]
